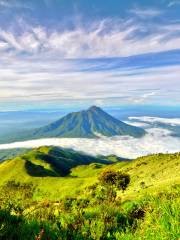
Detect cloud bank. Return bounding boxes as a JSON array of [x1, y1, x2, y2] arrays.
[[129, 116, 180, 126], [0, 128, 179, 159]]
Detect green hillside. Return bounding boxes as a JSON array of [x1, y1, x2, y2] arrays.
[[0, 146, 112, 192], [0, 148, 179, 239], [0, 148, 179, 200]]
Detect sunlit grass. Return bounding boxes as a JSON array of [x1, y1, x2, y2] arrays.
[[0, 149, 179, 239]]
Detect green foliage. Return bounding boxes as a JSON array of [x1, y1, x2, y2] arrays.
[[0, 146, 112, 183], [1, 187, 179, 240], [0, 151, 179, 239], [99, 169, 130, 194]]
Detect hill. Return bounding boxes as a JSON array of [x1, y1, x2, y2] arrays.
[[0, 146, 113, 182], [0, 147, 179, 199], [2, 106, 145, 143], [0, 149, 179, 239]]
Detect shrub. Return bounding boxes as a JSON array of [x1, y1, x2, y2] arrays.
[[99, 169, 130, 192]]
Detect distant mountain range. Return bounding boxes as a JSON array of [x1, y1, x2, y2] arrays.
[[0, 106, 146, 143]]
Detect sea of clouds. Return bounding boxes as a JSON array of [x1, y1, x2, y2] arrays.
[[128, 116, 180, 126], [0, 116, 180, 159]]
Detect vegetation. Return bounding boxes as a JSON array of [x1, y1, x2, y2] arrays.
[[99, 169, 130, 191], [0, 148, 179, 239]]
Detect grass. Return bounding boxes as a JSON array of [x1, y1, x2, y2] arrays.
[[118, 187, 180, 240], [0, 147, 179, 239], [0, 148, 179, 200]]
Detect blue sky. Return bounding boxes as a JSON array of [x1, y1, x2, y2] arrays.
[[0, 0, 180, 111]]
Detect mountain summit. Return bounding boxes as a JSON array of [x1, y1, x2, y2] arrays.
[[1, 106, 146, 143], [28, 106, 145, 139]]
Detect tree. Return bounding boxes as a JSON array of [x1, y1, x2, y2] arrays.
[[98, 169, 118, 186], [98, 169, 130, 201], [115, 172, 130, 192]]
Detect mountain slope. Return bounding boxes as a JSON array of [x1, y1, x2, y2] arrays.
[[5, 106, 145, 143], [32, 106, 146, 138], [0, 149, 179, 200], [0, 146, 112, 182], [0, 151, 179, 240]]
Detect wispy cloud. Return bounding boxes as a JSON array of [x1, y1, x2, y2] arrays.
[[0, 19, 180, 58], [168, 0, 180, 7], [130, 92, 157, 104], [0, 127, 179, 159], [129, 7, 163, 18], [0, 55, 179, 106], [0, 0, 32, 9], [0, 14, 179, 108], [129, 116, 180, 126]]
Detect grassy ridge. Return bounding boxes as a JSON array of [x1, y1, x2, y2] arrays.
[[0, 148, 179, 200], [0, 146, 113, 199], [0, 148, 179, 239]]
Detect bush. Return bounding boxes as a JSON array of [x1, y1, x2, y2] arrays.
[[99, 169, 130, 192]]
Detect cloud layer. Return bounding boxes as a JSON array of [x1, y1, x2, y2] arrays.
[[0, 127, 179, 159], [0, 19, 180, 58], [129, 116, 180, 126], [0, 55, 180, 108], [0, 2, 179, 109]]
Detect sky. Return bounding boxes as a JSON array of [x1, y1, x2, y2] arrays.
[[0, 0, 180, 111]]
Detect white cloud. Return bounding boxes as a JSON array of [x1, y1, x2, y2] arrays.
[[0, 18, 179, 107], [130, 92, 157, 104], [124, 121, 150, 128], [129, 116, 180, 126], [0, 41, 9, 51], [168, 0, 180, 7], [0, 128, 179, 159], [0, 57, 179, 105], [129, 7, 163, 18], [0, 0, 32, 9], [0, 19, 180, 58]]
